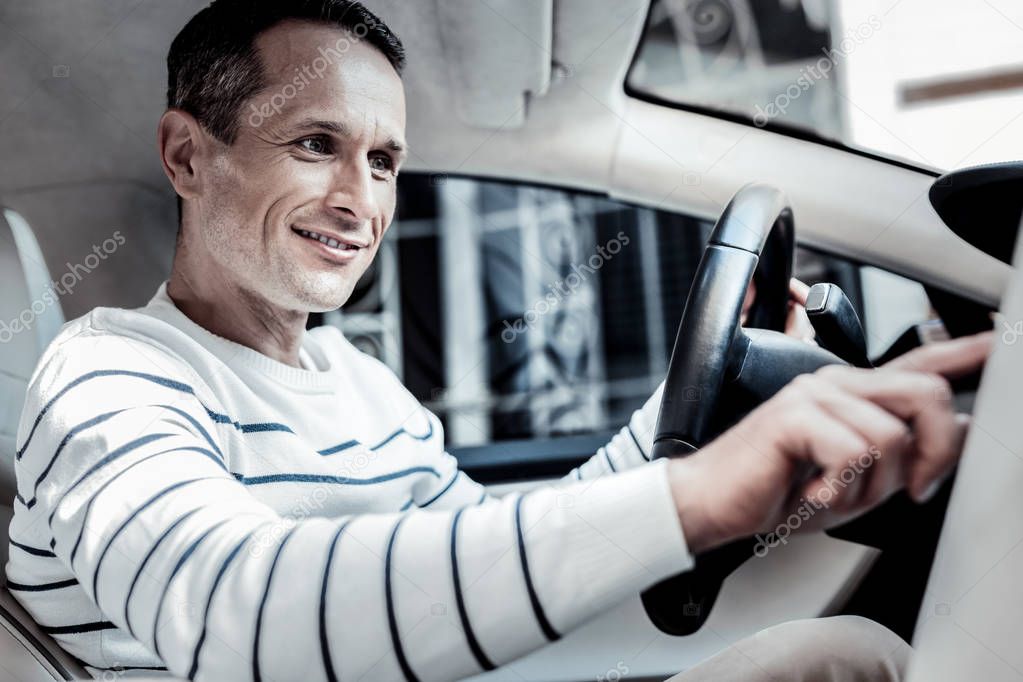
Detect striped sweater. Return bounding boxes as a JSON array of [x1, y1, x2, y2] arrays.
[[5, 283, 692, 681]]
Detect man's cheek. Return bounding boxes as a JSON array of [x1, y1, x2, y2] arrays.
[[375, 207, 396, 243]]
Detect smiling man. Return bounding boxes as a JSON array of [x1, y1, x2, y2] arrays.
[[4, 2, 991, 681]]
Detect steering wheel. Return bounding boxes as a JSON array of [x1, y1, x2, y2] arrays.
[[641, 183, 846, 635]]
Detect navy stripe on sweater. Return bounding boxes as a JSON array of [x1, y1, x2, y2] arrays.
[[22, 409, 126, 506], [385, 517, 420, 682], [6, 578, 79, 592], [420, 471, 461, 508], [253, 527, 299, 682], [319, 521, 351, 682], [626, 424, 650, 461], [232, 467, 440, 487], [18, 370, 288, 464], [60, 433, 176, 505], [514, 495, 560, 642], [188, 532, 254, 679], [152, 520, 230, 661], [64, 436, 181, 562], [205, 408, 293, 435], [62, 445, 226, 565], [317, 439, 359, 456], [90, 478, 221, 605], [370, 419, 435, 451], [123, 508, 202, 637], [17, 370, 195, 459], [450, 507, 496, 672], [9, 539, 56, 558], [40, 620, 117, 635], [316, 418, 435, 456], [26, 403, 224, 510], [20, 371, 437, 484]]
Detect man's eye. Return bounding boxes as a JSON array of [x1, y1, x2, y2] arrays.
[[297, 137, 331, 155], [370, 155, 395, 175]]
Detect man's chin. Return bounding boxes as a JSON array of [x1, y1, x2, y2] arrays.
[[291, 281, 355, 314]]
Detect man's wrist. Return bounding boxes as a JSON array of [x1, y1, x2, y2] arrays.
[[667, 457, 726, 555]]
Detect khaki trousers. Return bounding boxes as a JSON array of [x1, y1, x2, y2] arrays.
[[665, 616, 911, 682]]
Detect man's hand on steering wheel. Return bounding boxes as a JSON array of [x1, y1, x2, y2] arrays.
[[665, 331, 993, 555], [743, 278, 817, 342]]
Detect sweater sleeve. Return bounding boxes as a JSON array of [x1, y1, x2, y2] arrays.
[[20, 338, 691, 682], [565, 380, 665, 481], [402, 379, 666, 511]]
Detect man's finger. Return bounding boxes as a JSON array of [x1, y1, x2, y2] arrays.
[[810, 373, 912, 455], [789, 278, 810, 305], [773, 390, 871, 510], [803, 375, 913, 507], [785, 301, 817, 343], [883, 331, 993, 378], [815, 366, 962, 502], [909, 412, 969, 503]]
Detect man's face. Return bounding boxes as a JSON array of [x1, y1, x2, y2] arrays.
[[191, 20, 407, 312]]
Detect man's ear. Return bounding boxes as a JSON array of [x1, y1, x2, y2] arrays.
[[158, 109, 204, 201]]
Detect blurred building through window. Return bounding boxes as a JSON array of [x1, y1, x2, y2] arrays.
[[329, 174, 861, 448]]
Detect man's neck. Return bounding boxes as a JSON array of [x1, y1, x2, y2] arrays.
[[167, 262, 308, 368]]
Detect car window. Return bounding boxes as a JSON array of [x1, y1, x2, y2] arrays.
[[329, 173, 881, 450], [627, 0, 1023, 169]]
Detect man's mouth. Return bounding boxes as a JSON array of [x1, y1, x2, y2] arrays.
[[293, 228, 363, 251]]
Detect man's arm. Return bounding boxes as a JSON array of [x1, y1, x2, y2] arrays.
[[561, 382, 663, 482], [22, 338, 692, 681]]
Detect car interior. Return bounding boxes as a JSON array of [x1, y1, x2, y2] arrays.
[[1, 0, 1022, 680]]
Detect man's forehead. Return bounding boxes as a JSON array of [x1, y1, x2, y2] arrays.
[[250, 21, 406, 140], [254, 19, 399, 86]]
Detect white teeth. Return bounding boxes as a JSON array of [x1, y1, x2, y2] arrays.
[[296, 228, 360, 251]]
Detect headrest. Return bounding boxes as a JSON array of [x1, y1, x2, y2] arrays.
[[0, 208, 64, 502], [929, 161, 1023, 265]]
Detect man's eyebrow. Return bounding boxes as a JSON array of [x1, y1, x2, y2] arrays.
[[385, 138, 408, 159], [288, 118, 350, 136], [286, 117, 407, 158]]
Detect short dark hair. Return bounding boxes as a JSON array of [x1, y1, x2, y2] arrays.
[[167, 0, 405, 145]]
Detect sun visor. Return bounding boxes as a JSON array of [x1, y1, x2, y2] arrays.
[[436, 0, 553, 129], [930, 161, 1023, 265]]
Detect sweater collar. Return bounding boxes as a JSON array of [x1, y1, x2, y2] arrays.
[[141, 282, 339, 392]]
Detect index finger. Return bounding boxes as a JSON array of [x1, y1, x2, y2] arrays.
[[883, 331, 993, 378]]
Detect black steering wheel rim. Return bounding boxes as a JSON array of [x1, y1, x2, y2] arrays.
[[641, 183, 846, 636], [652, 182, 794, 457]]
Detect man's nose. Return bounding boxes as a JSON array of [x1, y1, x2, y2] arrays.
[[326, 160, 378, 223]]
